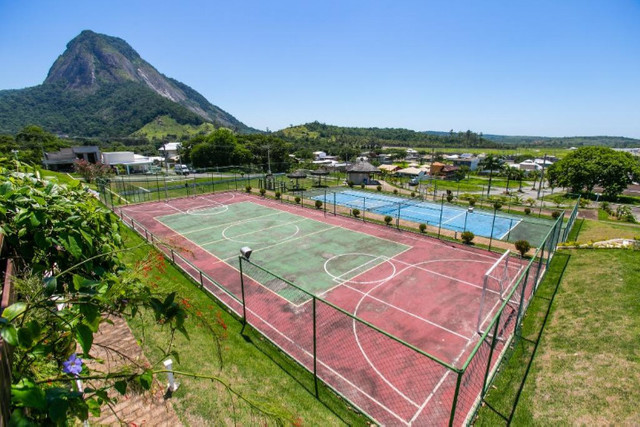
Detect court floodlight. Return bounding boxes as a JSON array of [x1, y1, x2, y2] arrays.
[[240, 246, 253, 260]]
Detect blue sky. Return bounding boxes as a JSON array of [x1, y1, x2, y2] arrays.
[[1, 0, 639, 137]]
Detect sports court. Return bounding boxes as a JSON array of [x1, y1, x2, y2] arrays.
[[312, 189, 552, 244], [120, 192, 539, 425]]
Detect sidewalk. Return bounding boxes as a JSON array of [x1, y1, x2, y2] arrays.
[[86, 316, 181, 426]]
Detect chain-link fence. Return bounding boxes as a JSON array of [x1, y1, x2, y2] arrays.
[[110, 187, 567, 424]]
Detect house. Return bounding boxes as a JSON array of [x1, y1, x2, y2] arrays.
[[43, 146, 101, 171], [518, 159, 540, 171], [377, 154, 393, 164], [451, 157, 480, 171], [346, 160, 380, 185], [378, 164, 401, 174], [159, 142, 182, 162], [405, 148, 420, 161], [102, 152, 153, 175], [396, 166, 430, 177]]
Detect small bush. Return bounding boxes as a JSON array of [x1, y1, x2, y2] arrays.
[[579, 198, 589, 208], [493, 201, 503, 210], [524, 207, 531, 215], [461, 231, 475, 244], [352, 208, 360, 218], [551, 210, 561, 219], [515, 240, 531, 257], [245, 185, 252, 193], [393, 189, 398, 195], [411, 191, 416, 198], [468, 198, 476, 207], [384, 215, 393, 225], [259, 188, 266, 196], [315, 200, 323, 209], [377, 185, 382, 192], [275, 191, 281, 199], [295, 196, 301, 204], [360, 183, 365, 189], [446, 194, 454, 203], [348, 181, 354, 188], [419, 223, 427, 233]]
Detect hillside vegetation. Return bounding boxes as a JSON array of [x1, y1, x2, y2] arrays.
[[131, 115, 217, 141]]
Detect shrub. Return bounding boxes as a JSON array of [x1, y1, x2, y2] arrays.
[[384, 215, 393, 226], [411, 191, 416, 198], [468, 197, 476, 207], [601, 201, 611, 213], [348, 181, 354, 188], [393, 189, 398, 195], [419, 223, 427, 233], [245, 185, 252, 193], [315, 200, 323, 209], [446, 194, 454, 203], [515, 240, 532, 257], [461, 231, 475, 244], [493, 201, 503, 210], [352, 208, 360, 218], [259, 188, 266, 196], [579, 198, 589, 208], [551, 210, 561, 219], [275, 191, 281, 199], [360, 183, 365, 189], [525, 197, 536, 207], [295, 196, 301, 204], [377, 185, 382, 192], [524, 207, 531, 215]]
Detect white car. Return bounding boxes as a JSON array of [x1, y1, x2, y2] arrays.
[[174, 164, 190, 175]]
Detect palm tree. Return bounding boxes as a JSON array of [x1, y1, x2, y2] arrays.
[[529, 170, 541, 190], [513, 168, 526, 192], [479, 154, 503, 197]]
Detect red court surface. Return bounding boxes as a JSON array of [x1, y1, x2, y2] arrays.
[[119, 192, 537, 426]]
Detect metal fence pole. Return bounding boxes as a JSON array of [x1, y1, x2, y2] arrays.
[[239, 256, 248, 333], [514, 266, 531, 333], [437, 195, 445, 239], [333, 192, 337, 216], [448, 371, 463, 426], [313, 297, 319, 397], [481, 310, 503, 395], [488, 209, 497, 251], [396, 202, 401, 229]]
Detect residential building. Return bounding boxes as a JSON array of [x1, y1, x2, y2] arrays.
[[346, 160, 380, 185], [102, 152, 153, 174], [451, 157, 480, 171], [42, 146, 101, 171]]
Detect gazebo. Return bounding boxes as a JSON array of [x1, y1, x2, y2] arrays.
[[310, 168, 330, 187], [346, 161, 380, 185], [287, 170, 308, 191]]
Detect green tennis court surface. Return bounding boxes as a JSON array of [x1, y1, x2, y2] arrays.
[[158, 201, 408, 303]]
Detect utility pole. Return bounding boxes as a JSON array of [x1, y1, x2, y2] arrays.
[[537, 153, 547, 200]]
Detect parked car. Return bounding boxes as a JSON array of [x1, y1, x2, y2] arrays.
[[174, 164, 190, 175], [409, 178, 419, 186]]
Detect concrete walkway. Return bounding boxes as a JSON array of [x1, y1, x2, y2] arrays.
[[86, 316, 181, 426]]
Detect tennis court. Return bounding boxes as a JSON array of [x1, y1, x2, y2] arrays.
[[120, 192, 541, 425], [312, 189, 550, 243]]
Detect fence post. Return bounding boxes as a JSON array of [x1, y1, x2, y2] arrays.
[[239, 256, 248, 333], [463, 210, 469, 233], [333, 192, 336, 216], [514, 266, 531, 334], [164, 175, 168, 201], [481, 310, 503, 395], [448, 370, 463, 426], [362, 196, 366, 222], [488, 209, 497, 251], [437, 194, 445, 239], [170, 249, 175, 264], [396, 202, 401, 229], [199, 271, 204, 288], [313, 297, 319, 397], [323, 189, 327, 215], [506, 218, 514, 242]]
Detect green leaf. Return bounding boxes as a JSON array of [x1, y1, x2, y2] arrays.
[[17, 327, 33, 349], [1, 324, 18, 346], [79, 304, 100, 330], [76, 323, 93, 356], [11, 378, 46, 410], [114, 381, 127, 395], [27, 320, 42, 339], [48, 397, 69, 424], [67, 235, 82, 258], [43, 277, 57, 297], [86, 397, 102, 417], [1, 301, 26, 321], [137, 369, 153, 390], [163, 292, 176, 308]]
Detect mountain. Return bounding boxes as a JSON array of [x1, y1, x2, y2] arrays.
[[0, 30, 256, 137]]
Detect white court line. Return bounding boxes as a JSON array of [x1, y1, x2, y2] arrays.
[[247, 307, 411, 426], [180, 211, 284, 237], [442, 211, 466, 225], [331, 255, 386, 282], [498, 218, 523, 240], [200, 217, 309, 247]]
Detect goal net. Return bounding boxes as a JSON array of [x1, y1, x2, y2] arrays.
[[476, 250, 514, 335]]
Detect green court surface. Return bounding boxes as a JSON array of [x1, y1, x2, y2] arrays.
[[158, 202, 408, 303]]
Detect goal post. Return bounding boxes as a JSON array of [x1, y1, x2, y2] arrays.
[[477, 250, 512, 334]]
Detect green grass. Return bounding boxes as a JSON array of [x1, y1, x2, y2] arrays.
[[575, 218, 640, 242], [120, 226, 368, 426], [475, 220, 640, 425], [131, 114, 217, 139]]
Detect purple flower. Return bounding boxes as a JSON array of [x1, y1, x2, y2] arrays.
[[62, 353, 83, 376]]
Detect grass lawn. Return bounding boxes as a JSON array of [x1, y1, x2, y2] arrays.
[[475, 220, 640, 425], [120, 226, 368, 426], [574, 218, 640, 243]]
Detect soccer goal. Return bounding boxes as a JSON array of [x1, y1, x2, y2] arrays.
[[476, 250, 514, 335]]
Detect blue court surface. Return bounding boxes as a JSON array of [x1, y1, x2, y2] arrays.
[[314, 189, 521, 239]]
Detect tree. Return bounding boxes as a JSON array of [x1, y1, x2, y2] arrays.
[[74, 159, 113, 183], [14, 125, 69, 164], [478, 154, 503, 197], [546, 146, 640, 198]]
